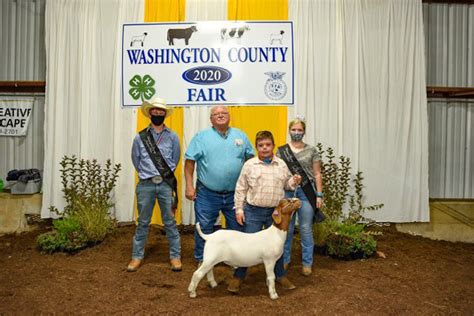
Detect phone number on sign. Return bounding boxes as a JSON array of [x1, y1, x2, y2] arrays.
[[0, 128, 21, 135]]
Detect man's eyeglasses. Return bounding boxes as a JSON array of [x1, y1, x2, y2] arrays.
[[211, 112, 229, 117]]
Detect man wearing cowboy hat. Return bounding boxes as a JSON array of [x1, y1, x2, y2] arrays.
[[127, 98, 182, 272]]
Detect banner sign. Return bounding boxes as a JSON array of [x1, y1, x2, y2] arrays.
[[0, 98, 34, 136], [122, 21, 294, 107]]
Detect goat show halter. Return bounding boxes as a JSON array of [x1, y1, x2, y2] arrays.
[[293, 185, 299, 198]]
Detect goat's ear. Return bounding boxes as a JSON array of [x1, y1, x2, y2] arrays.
[[272, 209, 282, 225]]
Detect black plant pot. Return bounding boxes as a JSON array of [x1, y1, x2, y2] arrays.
[[331, 251, 366, 261], [314, 245, 328, 255]]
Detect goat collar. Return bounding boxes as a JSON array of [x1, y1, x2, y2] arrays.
[[272, 203, 297, 232]]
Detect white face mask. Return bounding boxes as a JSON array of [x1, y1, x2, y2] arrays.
[[290, 132, 304, 142]]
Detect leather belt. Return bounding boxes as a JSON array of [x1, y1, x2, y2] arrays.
[[142, 175, 163, 184], [198, 180, 233, 194], [151, 175, 163, 184]]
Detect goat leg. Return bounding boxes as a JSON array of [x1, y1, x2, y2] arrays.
[[263, 260, 278, 300], [188, 264, 208, 298], [206, 268, 218, 288], [188, 261, 218, 298]]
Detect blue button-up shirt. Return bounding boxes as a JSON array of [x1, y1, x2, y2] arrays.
[[131, 125, 181, 180], [185, 127, 254, 192]]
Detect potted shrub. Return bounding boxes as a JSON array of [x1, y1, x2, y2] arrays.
[[37, 156, 121, 253], [312, 144, 383, 260], [326, 222, 377, 260]]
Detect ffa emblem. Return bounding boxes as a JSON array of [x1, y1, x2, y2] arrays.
[[264, 71, 287, 100]]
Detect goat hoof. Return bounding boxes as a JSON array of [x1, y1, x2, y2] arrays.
[[270, 294, 279, 300], [189, 291, 197, 298], [209, 281, 218, 288]]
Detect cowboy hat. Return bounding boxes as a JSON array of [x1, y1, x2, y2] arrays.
[[141, 98, 173, 118]]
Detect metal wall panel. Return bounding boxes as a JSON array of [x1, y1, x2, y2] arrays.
[[0, 1, 472, 198], [0, 0, 46, 80], [0, 0, 46, 182], [0, 97, 45, 180], [423, 3, 474, 198]]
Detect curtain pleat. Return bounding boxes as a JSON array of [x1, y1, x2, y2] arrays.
[[42, 0, 143, 221], [43, 0, 429, 224], [141, 0, 186, 225], [181, 0, 228, 225], [227, 0, 289, 150], [288, 0, 429, 222]]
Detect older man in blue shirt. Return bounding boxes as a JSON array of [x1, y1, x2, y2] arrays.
[[185, 106, 254, 264], [127, 98, 182, 273]]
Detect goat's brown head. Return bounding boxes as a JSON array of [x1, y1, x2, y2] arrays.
[[272, 198, 302, 231]]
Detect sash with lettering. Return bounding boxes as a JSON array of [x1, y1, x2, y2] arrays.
[[139, 128, 178, 211], [277, 144, 325, 223]]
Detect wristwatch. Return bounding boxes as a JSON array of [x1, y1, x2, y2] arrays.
[[316, 192, 323, 198]]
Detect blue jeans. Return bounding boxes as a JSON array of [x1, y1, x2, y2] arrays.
[[234, 204, 286, 279], [194, 181, 242, 262], [283, 187, 315, 266], [132, 180, 181, 260]]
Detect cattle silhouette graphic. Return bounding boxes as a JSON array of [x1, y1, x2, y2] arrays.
[[167, 26, 198, 46], [220, 25, 250, 42], [130, 32, 148, 47]]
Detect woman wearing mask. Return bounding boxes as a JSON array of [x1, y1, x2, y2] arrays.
[[277, 118, 324, 276]]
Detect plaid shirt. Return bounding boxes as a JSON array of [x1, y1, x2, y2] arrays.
[[234, 156, 296, 212]]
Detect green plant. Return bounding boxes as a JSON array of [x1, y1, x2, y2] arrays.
[[315, 143, 384, 224], [51, 156, 120, 241], [313, 219, 339, 247], [326, 223, 377, 259], [335, 222, 365, 235], [37, 217, 88, 253], [311, 144, 383, 258], [39, 156, 121, 253], [74, 205, 115, 242]]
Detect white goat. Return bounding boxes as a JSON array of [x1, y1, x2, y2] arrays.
[[188, 198, 301, 300]]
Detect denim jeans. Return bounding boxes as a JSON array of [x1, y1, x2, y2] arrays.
[[131, 180, 181, 260], [283, 187, 315, 266], [234, 204, 286, 279], [194, 181, 242, 262]]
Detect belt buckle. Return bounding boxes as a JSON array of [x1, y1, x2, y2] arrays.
[[151, 175, 163, 184]]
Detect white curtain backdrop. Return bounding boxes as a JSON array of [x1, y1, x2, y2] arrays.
[[42, 0, 143, 221], [289, 0, 429, 221], [180, 0, 228, 225], [42, 0, 429, 223]]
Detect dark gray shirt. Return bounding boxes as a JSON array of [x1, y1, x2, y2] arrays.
[[277, 144, 320, 182]]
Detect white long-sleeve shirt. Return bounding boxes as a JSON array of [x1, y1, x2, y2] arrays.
[[234, 156, 296, 212]]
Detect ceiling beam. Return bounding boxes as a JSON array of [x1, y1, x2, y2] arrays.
[[0, 81, 46, 93], [426, 86, 474, 99], [422, 0, 474, 4], [1, 81, 473, 99]]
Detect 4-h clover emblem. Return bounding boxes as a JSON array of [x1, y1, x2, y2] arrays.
[[129, 74, 156, 101]]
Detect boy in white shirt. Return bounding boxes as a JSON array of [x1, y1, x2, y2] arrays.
[[228, 130, 301, 293]]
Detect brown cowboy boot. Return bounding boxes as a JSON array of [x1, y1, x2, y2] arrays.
[[302, 265, 312, 276], [276, 276, 296, 290], [170, 258, 182, 272], [126, 259, 142, 272], [227, 276, 242, 293]]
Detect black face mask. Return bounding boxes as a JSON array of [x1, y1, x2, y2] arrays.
[[151, 115, 165, 126]]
